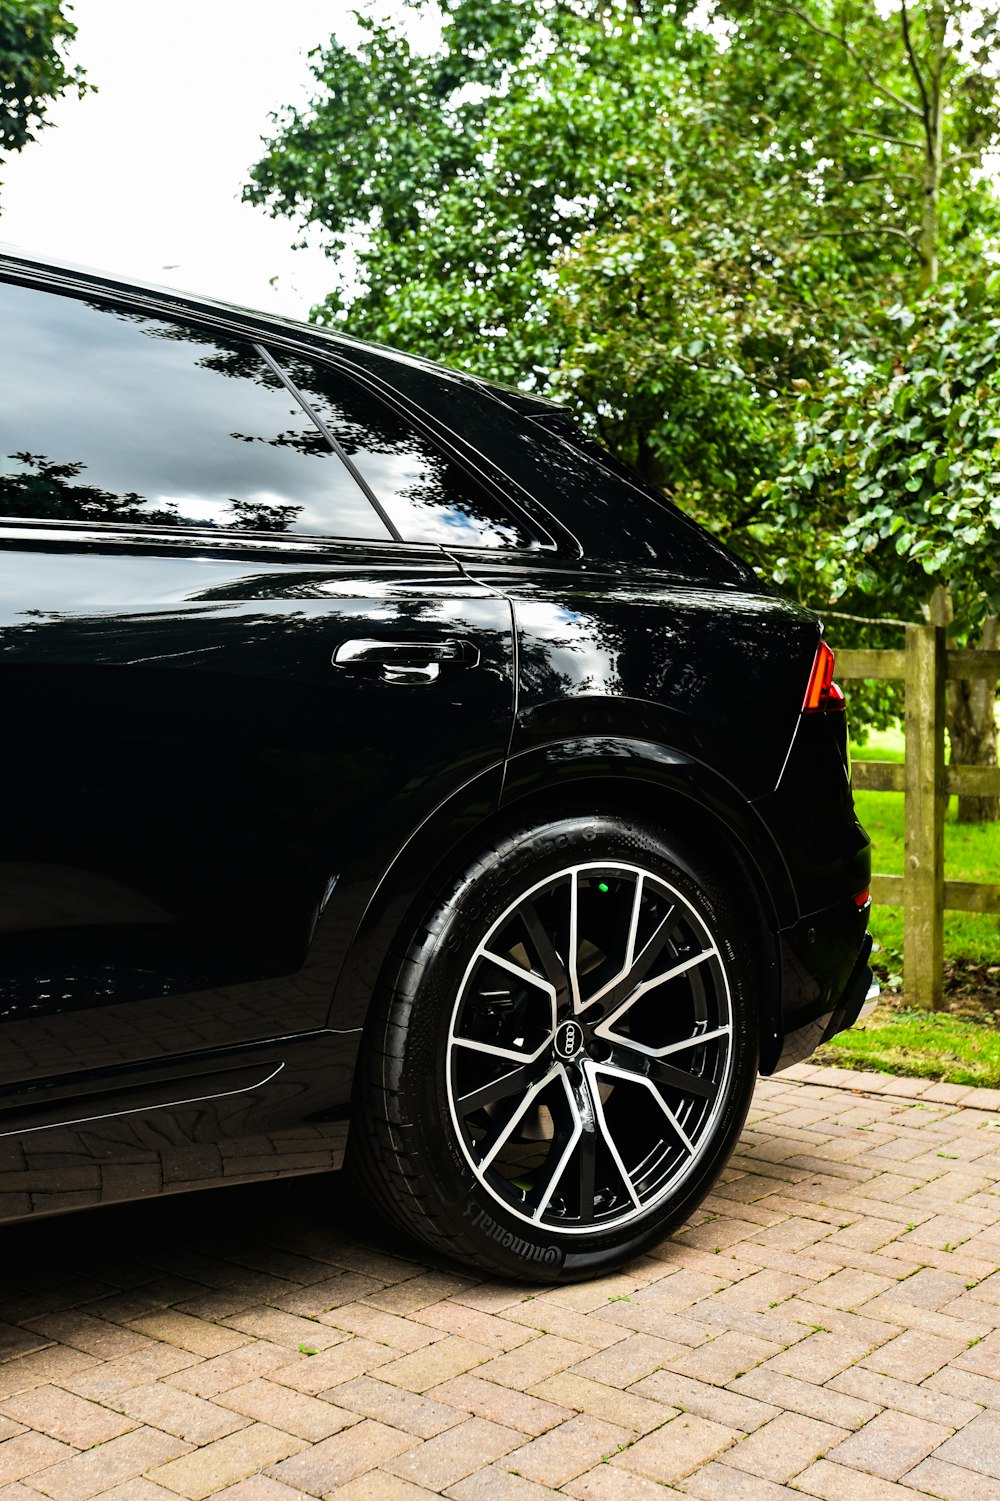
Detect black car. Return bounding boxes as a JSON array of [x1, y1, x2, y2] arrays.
[[0, 251, 873, 1280]]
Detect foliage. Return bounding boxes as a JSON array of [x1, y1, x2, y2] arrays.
[[816, 998, 1000, 1085], [0, 1, 90, 165], [764, 275, 1000, 633], [247, 2, 999, 525], [851, 725, 1000, 970]]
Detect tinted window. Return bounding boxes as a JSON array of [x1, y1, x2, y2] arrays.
[[0, 281, 390, 541], [340, 343, 752, 579], [274, 353, 534, 549]]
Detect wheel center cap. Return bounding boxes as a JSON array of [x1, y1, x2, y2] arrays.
[[553, 1019, 585, 1060]]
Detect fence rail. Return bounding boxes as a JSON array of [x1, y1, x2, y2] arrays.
[[837, 630, 1000, 1009]]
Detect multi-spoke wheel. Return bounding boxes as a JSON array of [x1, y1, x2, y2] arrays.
[[349, 816, 758, 1280]]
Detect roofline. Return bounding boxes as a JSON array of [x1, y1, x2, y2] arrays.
[[0, 245, 561, 415]]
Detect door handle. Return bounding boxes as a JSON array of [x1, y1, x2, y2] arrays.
[[331, 637, 481, 684]]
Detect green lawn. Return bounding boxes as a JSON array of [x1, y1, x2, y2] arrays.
[[814, 722, 1000, 1084], [851, 725, 1000, 976], [817, 1001, 1000, 1086]]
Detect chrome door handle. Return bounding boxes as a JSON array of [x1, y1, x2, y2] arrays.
[[331, 637, 481, 682]]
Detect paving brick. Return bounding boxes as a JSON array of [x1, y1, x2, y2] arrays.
[[564, 1464, 685, 1500], [530, 1371, 669, 1434], [267, 1418, 418, 1493], [90, 1483, 182, 1501], [861, 1327, 969, 1381], [760, 1330, 872, 1383], [221, 1309, 349, 1352], [631, 1369, 778, 1432], [0, 1386, 133, 1448], [166, 1342, 290, 1399], [63, 1346, 200, 1401], [112, 1382, 250, 1444], [670, 1332, 783, 1385], [218, 1378, 359, 1442], [317, 1303, 440, 1353], [449, 1464, 567, 1500], [503, 1414, 633, 1486], [27, 1427, 189, 1500], [0, 1350, 98, 1401], [269, 1273, 385, 1319], [957, 1330, 1000, 1379], [409, 1300, 536, 1351], [825, 1408, 953, 1481], [828, 1363, 982, 1427], [507, 1298, 632, 1350], [569, 1332, 687, 1388], [792, 1456, 936, 1500], [429, 1374, 569, 1435], [680, 1461, 808, 1500], [613, 1413, 738, 1483], [925, 1363, 1000, 1410], [366, 1272, 479, 1315], [904, 1455, 1000, 1501], [0, 1433, 75, 1486], [376, 1336, 494, 1393], [717, 1411, 849, 1482], [386, 1414, 521, 1489], [334, 1475, 443, 1501], [465, 1335, 588, 1392], [268, 1337, 398, 1395], [128, 1312, 249, 1357], [930, 1409, 1000, 1477], [148, 1424, 304, 1500], [208, 1479, 318, 1501], [808, 1268, 901, 1310], [21, 1313, 151, 1363], [727, 1369, 879, 1430], [330, 1375, 465, 1438]]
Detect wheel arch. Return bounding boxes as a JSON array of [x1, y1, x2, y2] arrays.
[[327, 737, 793, 1071]]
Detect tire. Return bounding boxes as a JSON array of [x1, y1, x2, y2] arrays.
[[348, 814, 759, 1281]]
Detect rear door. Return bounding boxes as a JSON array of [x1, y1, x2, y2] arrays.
[[0, 274, 518, 1107]]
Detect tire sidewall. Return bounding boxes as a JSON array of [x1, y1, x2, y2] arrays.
[[390, 815, 759, 1280]]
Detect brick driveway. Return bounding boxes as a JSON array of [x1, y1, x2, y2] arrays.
[[0, 1064, 998, 1501]]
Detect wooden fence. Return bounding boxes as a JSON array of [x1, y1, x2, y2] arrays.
[[838, 626, 1000, 1009]]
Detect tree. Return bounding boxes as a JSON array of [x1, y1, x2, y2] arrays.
[[764, 277, 1000, 817], [0, 0, 90, 186], [247, 0, 1000, 807], [745, 1, 1000, 817]]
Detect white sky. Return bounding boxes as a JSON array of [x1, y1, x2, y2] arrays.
[[0, 1, 393, 319], [2, 2, 995, 322]]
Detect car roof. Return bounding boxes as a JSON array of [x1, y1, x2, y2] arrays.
[[0, 244, 560, 417]]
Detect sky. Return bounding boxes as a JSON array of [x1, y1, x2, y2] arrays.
[[0, 1, 413, 320]]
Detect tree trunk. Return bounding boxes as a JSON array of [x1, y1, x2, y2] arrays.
[[946, 615, 999, 824], [917, 0, 946, 295]]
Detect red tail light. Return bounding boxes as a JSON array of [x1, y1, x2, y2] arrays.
[[802, 641, 845, 713]]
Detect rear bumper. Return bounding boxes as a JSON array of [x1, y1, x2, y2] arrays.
[[764, 897, 874, 1073]]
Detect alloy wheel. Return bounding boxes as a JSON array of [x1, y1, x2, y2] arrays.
[[446, 861, 734, 1233]]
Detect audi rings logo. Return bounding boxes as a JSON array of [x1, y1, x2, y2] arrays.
[[554, 1020, 584, 1059]]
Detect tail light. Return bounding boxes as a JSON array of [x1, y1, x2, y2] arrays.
[[802, 641, 845, 713]]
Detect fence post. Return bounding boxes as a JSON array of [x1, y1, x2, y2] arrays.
[[903, 620, 946, 1008]]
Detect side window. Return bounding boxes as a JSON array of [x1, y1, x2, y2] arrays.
[[273, 352, 536, 549], [0, 281, 391, 541]]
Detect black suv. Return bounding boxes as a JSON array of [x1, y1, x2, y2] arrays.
[[0, 252, 872, 1279]]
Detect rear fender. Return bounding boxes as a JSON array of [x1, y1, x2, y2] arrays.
[[326, 735, 793, 1074]]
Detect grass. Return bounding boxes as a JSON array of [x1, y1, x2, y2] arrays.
[[817, 995, 1000, 1087], [850, 725, 1000, 975], [813, 722, 1000, 1084]]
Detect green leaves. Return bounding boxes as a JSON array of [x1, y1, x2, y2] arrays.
[[0, 1, 92, 162], [767, 280, 1000, 632], [245, 0, 1000, 653]]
